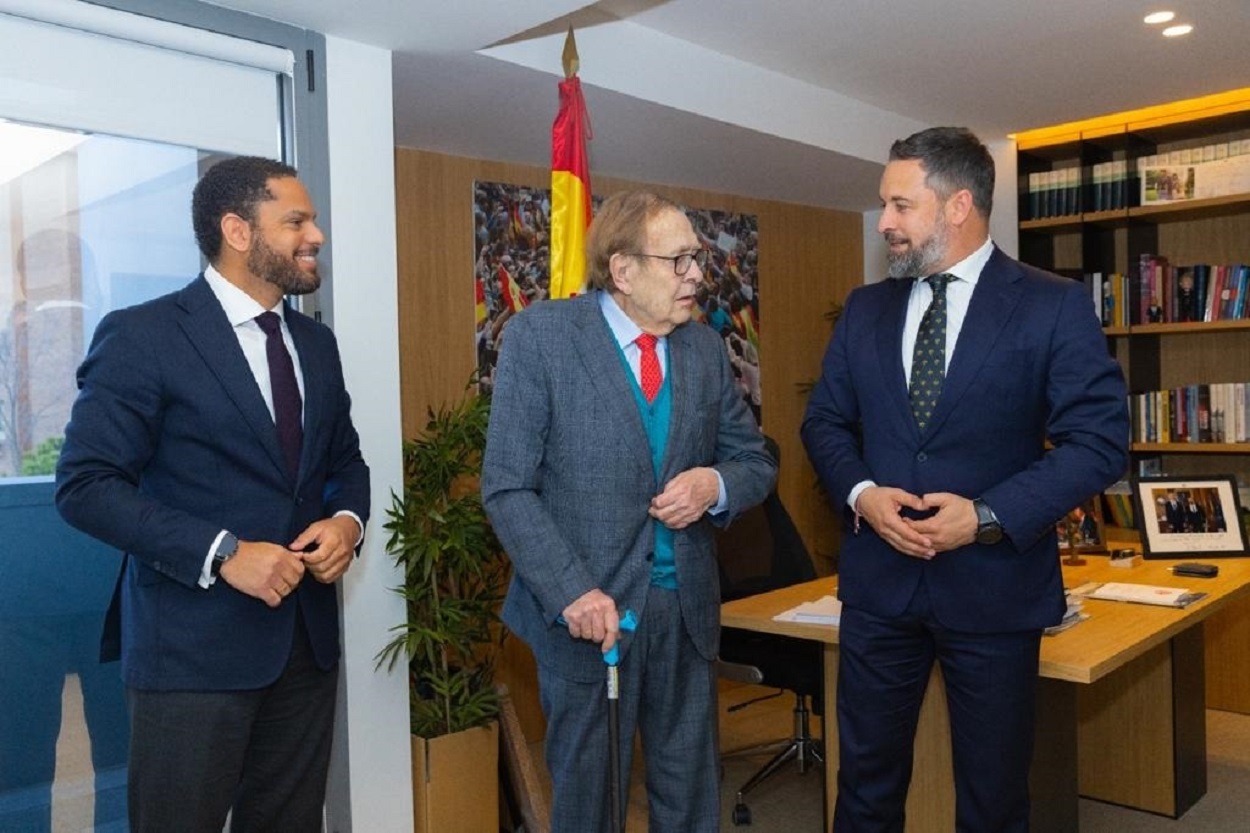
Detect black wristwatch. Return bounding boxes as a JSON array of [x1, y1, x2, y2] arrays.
[[973, 499, 1003, 545], [211, 532, 239, 578]]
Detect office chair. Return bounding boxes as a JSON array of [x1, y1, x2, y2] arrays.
[[716, 439, 824, 827]]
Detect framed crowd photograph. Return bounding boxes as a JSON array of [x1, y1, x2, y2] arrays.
[[1132, 475, 1249, 559], [1055, 497, 1107, 555]]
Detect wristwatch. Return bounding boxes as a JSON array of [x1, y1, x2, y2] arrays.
[[211, 532, 239, 578], [973, 499, 1003, 545]]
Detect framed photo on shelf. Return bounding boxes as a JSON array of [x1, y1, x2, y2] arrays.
[[1132, 475, 1249, 559], [1055, 498, 1107, 555]]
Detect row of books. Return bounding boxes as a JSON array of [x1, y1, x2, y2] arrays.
[[1026, 167, 1082, 219], [1101, 481, 1136, 529], [1140, 139, 1250, 170], [1089, 161, 1134, 212], [1130, 383, 1250, 444], [1138, 256, 1249, 324], [1027, 141, 1250, 220], [1080, 272, 1130, 327], [1140, 143, 1250, 205]]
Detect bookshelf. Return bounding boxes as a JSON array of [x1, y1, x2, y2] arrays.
[[1017, 93, 1250, 715], [1016, 101, 1250, 488]]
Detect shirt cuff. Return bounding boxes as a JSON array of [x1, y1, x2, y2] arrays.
[[335, 510, 365, 547], [848, 480, 876, 514], [198, 529, 230, 589], [708, 470, 729, 516]]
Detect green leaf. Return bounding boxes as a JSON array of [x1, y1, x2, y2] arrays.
[[374, 376, 510, 737]]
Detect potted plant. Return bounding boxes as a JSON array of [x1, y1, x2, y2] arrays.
[[376, 383, 509, 833]]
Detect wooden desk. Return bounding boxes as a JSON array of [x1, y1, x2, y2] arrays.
[[721, 556, 1250, 832]]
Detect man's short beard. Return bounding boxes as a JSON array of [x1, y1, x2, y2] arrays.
[[886, 216, 950, 279], [248, 235, 320, 296]]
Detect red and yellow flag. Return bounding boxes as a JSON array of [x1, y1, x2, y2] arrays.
[[549, 27, 592, 300], [500, 264, 529, 314]]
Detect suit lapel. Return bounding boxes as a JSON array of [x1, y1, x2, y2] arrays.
[[175, 277, 290, 482], [660, 324, 699, 479], [927, 248, 1024, 435], [285, 306, 322, 487], [570, 295, 653, 475], [876, 277, 917, 435]]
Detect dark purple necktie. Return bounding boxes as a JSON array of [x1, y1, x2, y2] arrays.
[[255, 311, 303, 479]]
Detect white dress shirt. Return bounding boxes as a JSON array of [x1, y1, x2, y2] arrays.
[[597, 290, 728, 514], [196, 266, 360, 586], [848, 237, 995, 513]]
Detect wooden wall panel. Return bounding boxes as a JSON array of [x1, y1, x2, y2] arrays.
[[394, 146, 865, 735], [396, 146, 862, 566]]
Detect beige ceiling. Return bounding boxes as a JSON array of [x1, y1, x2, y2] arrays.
[[208, 0, 1250, 211]]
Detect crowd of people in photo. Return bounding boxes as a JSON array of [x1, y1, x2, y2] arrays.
[[473, 182, 762, 423]]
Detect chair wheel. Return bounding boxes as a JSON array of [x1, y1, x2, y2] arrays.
[[732, 803, 752, 826]]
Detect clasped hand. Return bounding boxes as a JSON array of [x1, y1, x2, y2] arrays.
[[856, 487, 979, 559], [220, 515, 360, 608]]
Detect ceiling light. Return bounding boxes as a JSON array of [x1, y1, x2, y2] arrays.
[[1144, 11, 1175, 25], [1162, 24, 1194, 36]]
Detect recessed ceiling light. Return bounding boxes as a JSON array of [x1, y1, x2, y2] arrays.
[[1144, 11, 1175, 25], [1162, 23, 1194, 37]]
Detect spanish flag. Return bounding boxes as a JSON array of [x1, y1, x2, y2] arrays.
[[549, 27, 592, 300], [500, 265, 529, 314]]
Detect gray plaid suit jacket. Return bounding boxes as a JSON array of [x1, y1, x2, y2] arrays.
[[482, 292, 776, 682]]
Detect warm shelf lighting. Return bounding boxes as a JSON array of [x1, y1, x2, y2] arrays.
[[1010, 87, 1250, 149], [1143, 11, 1175, 25], [1162, 24, 1194, 37]]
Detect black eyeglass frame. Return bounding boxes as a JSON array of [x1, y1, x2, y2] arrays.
[[625, 249, 709, 277]]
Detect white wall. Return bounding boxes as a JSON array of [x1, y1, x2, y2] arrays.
[[321, 35, 411, 833], [862, 208, 887, 285], [987, 138, 1019, 259]]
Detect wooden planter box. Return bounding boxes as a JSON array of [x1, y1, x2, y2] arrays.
[[412, 722, 499, 833]]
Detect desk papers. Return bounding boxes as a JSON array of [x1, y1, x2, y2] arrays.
[[1079, 582, 1207, 608], [773, 595, 841, 625], [1044, 597, 1088, 636]]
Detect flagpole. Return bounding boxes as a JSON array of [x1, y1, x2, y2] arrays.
[[549, 26, 592, 300]]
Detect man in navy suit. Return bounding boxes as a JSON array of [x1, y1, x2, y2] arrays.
[[56, 157, 370, 832], [483, 191, 775, 832], [802, 127, 1128, 832]]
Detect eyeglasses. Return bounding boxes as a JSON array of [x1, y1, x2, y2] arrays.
[[626, 249, 709, 277]]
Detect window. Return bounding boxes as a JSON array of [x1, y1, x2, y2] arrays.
[[0, 3, 294, 827]]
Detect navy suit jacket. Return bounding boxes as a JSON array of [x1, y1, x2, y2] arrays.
[[481, 292, 776, 682], [801, 248, 1129, 632], [56, 276, 370, 690]]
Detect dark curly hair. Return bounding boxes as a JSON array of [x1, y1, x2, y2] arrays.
[[191, 156, 297, 262]]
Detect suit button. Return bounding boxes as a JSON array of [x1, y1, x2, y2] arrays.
[[645, 552, 654, 562], [916, 452, 928, 462]]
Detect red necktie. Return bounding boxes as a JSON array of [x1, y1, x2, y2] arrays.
[[256, 311, 303, 479], [636, 334, 661, 403]]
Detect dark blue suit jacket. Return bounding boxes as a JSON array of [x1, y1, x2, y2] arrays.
[[802, 248, 1128, 632], [56, 276, 369, 690]]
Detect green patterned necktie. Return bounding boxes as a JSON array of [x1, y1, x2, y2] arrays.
[[909, 273, 954, 430]]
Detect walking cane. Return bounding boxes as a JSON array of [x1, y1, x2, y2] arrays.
[[559, 607, 639, 833], [602, 609, 639, 833]]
